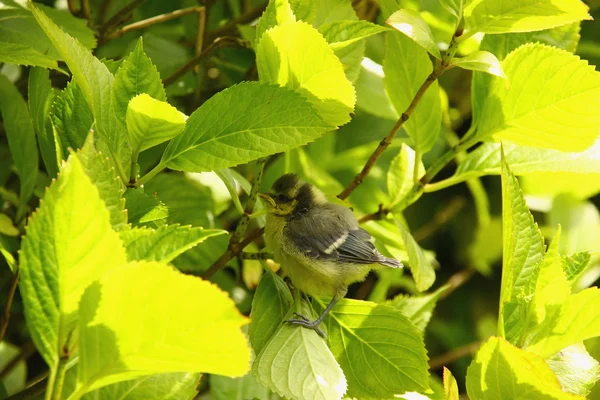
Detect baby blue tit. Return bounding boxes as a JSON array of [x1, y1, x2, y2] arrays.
[[259, 173, 401, 337]]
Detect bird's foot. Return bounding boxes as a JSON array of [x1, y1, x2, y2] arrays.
[[286, 315, 326, 338]]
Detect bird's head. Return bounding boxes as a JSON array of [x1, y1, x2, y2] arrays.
[[259, 173, 325, 217]]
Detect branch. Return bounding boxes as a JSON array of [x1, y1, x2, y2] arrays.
[[206, 2, 268, 40], [428, 340, 481, 369], [337, 69, 440, 200], [108, 6, 205, 39], [163, 36, 250, 86], [99, 0, 147, 38], [0, 269, 19, 342], [201, 227, 265, 279]]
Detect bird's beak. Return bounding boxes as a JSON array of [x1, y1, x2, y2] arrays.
[[258, 192, 276, 207]]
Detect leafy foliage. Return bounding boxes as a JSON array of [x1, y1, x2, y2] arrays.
[[1, 0, 599, 399]]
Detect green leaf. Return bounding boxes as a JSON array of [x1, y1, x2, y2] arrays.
[[143, 173, 215, 228], [498, 150, 545, 343], [215, 169, 248, 215], [355, 58, 398, 120], [319, 20, 390, 50], [476, 43, 600, 152], [113, 37, 166, 126], [0, 213, 19, 236], [388, 144, 425, 210], [120, 224, 226, 263], [19, 155, 127, 367], [161, 83, 330, 172], [0, 40, 61, 70], [453, 142, 600, 184], [76, 261, 251, 394], [124, 188, 169, 228], [471, 22, 581, 127], [388, 285, 448, 332], [0, 235, 17, 273], [395, 217, 435, 292], [28, 67, 58, 178], [547, 343, 600, 397], [528, 229, 570, 331], [528, 287, 600, 358], [384, 31, 441, 154], [466, 336, 582, 400], [253, 298, 347, 400], [549, 195, 600, 254], [0, 74, 38, 218], [316, 298, 429, 397], [126, 94, 186, 153], [248, 269, 293, 355], [210, 372, 273, 400], [386, 9, 441, 59], [0, 342, 26, 397], [51, 81, 94, 152], [82, 372, 200, 400], [443, 367, 459, 400], [562, 252, 591, 284], [463, 0, 590, 35], [76, 134, 128, 231], [450, 51, 505, 77], [30, 4, 129, 180], [257, 21, 355, 127], [0, 3, 95, 70], [314, 0, 358, 26]]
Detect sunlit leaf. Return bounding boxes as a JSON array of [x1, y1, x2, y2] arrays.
[[257, 20, 355, 126], [466, 337, 582, 400], [76, 261, 251, 394], [464, 0, 590, 35], [450, 51, 505, 77], [386, 9, 441, 59]]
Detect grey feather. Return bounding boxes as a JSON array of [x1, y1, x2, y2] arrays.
[[285, 204, 401, 268]]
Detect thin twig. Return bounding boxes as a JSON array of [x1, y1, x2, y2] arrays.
[[202, 227, 265, 279], [412, 196, 466, 242], [99, 0, 147, 37], [0, 269, 19, 343], [337, 69, 441, 200], [80, 0, 91, 20], [206, 2, 267, 40], [429, 340, 481, 369], [358, 204, 389, 223], [231, 158, 266, 243], [240, 251, 273, 260], [108, 6, 204, 39], [163, 36, 250, 86], [440, 268, 475, 300], [67, 0, 79, 15]]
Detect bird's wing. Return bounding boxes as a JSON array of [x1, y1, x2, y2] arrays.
[[285, 207, 392, 265]]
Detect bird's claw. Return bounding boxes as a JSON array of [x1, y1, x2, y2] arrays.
[[286, 316, 326, 338], [292, 312, 310, 322]]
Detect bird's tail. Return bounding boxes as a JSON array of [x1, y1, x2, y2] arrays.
[[378, 257, 402, 268]]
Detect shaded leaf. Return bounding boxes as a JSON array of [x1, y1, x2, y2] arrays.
[[0, 74, 38, 217]]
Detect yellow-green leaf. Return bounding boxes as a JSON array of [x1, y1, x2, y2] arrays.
[[19, 155, 127, 367], [76, 261, 251, 394], [386, 9, 441, 59], [464, 0, 590, 35], [126, 94, 186, 152], [477, 43, 600, 152], [256, 20, 356, 127]]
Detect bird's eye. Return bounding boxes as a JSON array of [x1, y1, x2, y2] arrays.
[[275, 194, 290, 203]]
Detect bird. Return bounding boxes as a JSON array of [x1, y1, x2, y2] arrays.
[[259, 173, 402, 337]]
